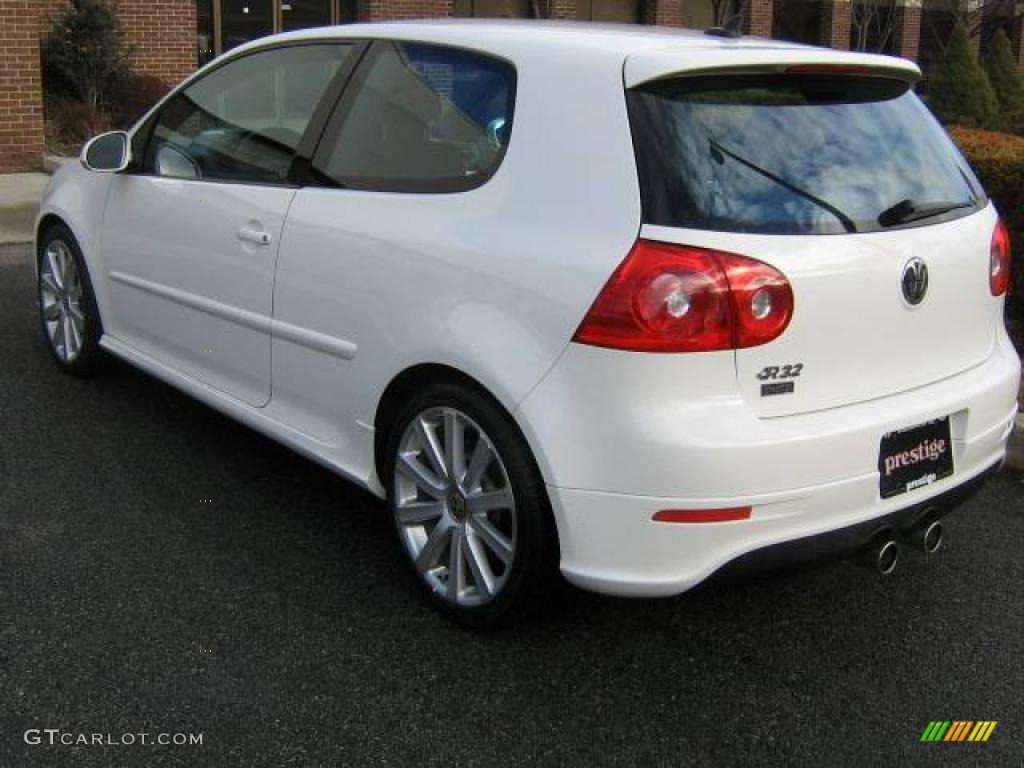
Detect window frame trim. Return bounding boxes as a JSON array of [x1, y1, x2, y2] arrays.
[[307, 38, 519, 195]]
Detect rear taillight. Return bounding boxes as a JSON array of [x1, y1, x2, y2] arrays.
[[572, 240, 793, 352], [990, 218, 1011, 296]]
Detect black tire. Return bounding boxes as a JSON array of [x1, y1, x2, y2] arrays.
[[384, 380, 558, 628], [37, 223, 105, 376]]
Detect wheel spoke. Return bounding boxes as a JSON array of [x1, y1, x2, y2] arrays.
[[469, 515, 513, 565], [396, 452, 447, 499], [464, 533, 496, 596], [447, 527, 466, 600], [415, 518, 454, 574], [68, 303, 85, 324], [40, 273, 61, 296], [463, 438, 494, 493], [65, 313, 81, 357], [46, 248, 65, 291], [444, 410, 465, 484], [395, 500, 444, 527], [413, 416, 447, 481], [57, 244, 73, 288], [42, 300, 62, 321], [466, 487, 513, 515], [51, 312, 66, 354]]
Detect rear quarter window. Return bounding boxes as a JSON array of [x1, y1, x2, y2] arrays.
[[312, 41, 516, 193], [627, 75, 985, 235]]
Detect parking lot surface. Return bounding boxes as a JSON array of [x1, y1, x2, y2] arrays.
[[1, 243, 1021, 767]]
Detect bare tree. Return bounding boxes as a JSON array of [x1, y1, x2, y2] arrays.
[[711, 0, 748, 30], [850, 0, 898, 52], [923, 0, 1018, 55]]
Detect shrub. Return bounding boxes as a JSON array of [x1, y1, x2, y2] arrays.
[[41, 0, 133, 110], [44, 97, 112, 156], [927, 23, 1000, 130], [949, 126, 1024, 304], [110, 74, 172, 129], [984, 29, 1024, 135]]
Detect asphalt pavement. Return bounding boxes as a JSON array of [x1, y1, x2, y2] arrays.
[[1, 243, 1022, 767]]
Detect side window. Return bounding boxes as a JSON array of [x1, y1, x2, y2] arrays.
[[145, 44, 353, 185], [313, 42, 516, 192]]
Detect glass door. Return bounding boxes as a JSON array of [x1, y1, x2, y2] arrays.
[[280, 0, 333, 30], [220, 0, 275, 52]]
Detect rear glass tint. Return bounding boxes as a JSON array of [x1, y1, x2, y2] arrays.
[[627, 75, 984, 235]]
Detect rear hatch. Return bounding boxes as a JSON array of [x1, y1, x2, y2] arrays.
[[625, 47, 997, 417]]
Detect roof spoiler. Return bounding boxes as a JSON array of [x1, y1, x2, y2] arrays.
[[624, 47, 922, 89]]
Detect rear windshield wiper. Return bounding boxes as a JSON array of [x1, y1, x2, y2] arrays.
[[877, 199, 975, 227], [708, 138, 857, 234]]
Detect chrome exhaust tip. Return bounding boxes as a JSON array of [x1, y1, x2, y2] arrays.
[[859, 538, 899, 575], [875, 540, 899, 575], [906, 520, 943, 554]]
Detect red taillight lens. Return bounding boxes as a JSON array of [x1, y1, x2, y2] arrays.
[[573, 240, 793, 352], [990, 218, 1011, 296]]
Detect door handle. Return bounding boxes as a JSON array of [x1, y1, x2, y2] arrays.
[[237, 226, 272, 246]]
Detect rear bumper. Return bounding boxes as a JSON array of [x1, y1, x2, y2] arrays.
[[518, 329, 1020, 597], [714, 461, 998, 581]]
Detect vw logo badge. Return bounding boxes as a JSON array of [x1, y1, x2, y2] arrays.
[[901, 258, 929, 306]]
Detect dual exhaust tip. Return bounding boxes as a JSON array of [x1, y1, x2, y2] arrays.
[[863, 519, 943, 575]]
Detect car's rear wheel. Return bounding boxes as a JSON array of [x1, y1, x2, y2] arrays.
[[37, 225, 104, 375], [386, 382, 556, 627]]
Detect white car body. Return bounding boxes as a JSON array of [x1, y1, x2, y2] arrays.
[[38, 21, 1021, 598]]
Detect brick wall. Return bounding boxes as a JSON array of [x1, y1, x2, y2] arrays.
[[742, 0, 772, 37], [361, 0, 453, 20], [1015, 8, 1024, 69], [644, 0, 681, 26], [537, 0, 577, 19], [894, 0, 922, 60], [821, 0, 851, 50], [118, 0, 198, 86], [0, 1, 45, 172], [41, 0, 197, 86]]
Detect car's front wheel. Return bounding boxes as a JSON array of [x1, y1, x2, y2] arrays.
[[386, 382, 556, 627], [37, 224, 104, 375]]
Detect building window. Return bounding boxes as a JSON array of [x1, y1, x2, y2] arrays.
[[221, 0, 275, 52], [281, 0, 333, 31], [773, 0, 824, 45], [198, 0, 346, 62]]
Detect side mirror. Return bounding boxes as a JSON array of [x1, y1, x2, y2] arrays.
[[81, 131, 131, 173]]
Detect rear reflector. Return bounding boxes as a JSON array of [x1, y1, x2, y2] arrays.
[[653, 507, 752, 523]]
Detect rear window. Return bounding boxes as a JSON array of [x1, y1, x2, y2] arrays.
[[627, 75, 984, 235]]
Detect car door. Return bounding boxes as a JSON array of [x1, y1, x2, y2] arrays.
[[270, 40, 519, 454], [100, 42, 357, 407]]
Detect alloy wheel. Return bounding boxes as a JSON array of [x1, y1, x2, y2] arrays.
[[393, 407, 517, 607], [39, 239, 86, 363]]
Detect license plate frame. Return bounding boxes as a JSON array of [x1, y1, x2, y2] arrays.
[[878, 417, 954, 499]]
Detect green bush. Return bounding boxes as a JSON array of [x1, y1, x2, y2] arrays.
[[41, 0, 133, 110], [110, 74, 171, 129], [984, 29, 1024, 135], [928, 23, 1001, 130], [950, 127, 1024, 303]]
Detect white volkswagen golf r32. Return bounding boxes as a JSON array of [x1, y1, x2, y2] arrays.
[[36, 20, 1020, 625]]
